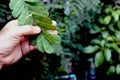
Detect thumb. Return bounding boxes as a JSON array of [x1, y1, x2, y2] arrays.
[[16, 25, 41, 36]]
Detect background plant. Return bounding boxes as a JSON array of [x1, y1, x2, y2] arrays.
[[0, 4, 7, 23]]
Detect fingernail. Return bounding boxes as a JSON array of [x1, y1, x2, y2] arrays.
[[52, 20, 57, 26], [34, 26, 41, 33]]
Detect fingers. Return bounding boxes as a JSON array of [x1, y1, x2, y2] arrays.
[[16, 26, 41, 36], [4, 20, 41, 36], [47, 30, 58, 34], [20, 37, 37, 55], [20, 37, 29, 55], [47, 20, 58, 34], [52, 20, 57, 26], [4, 20, 57, 37], [29, 45, 37, 51]]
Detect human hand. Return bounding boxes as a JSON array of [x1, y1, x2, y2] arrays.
[[0, 20, 57, 69]]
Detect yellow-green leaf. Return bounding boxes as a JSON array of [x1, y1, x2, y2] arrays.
[[95, 51, 104, 67], [112, 10, 119, 21], [104, 15, 112, 25]]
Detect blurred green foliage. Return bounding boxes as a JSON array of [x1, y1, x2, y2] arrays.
[[83, 1, 120, 76], [0, 4, 7, 23]]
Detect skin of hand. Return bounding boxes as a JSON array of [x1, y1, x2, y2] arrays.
[[0, 20, 57, 68]]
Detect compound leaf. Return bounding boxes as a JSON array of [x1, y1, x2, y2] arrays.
[[9, 0, 61, 53], [9, 0, 48, 25], [26, 2, 48, 17]]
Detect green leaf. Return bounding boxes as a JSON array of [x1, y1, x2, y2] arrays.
[[36, 20, 56, 30], [18, 9, 32, 25], [105, 7, 112, 13], [9, 0, 48, 25], [43, 31, 61, 44], [112, 10, 119, 21], [103, 15, 112, 25], [11, 0, 24, 18], [98, 16, 104, 24], [32, 14, 52, 24], [116, 64, 120, 74], [106, 36, 114, 42], [117, 21, 120, 30], [42, 35, 54, 54], [83, 45, 99, 54], [75, 44, 84, 51], [9, 0, 33, 25], [9, 0, 18, 10], [110, 43, 120, 54], [102, 31, 109, 39], [107, 66, 115, 75], [104, 48, 111, 61], [95, 51, 104, 67], [115, 31, 120, 40], [108, 24, 115, 32], [53, 45, 64, 56], [37, 35, 45, 53], [24, 0, 37, 2], [91, 39, 101, 45], [26, 2, 48, 17], [92, 24, 101, 31], [100, 40, 105, 47], [90, 24, 100, 34], [57, 67, 65, 72], [37, 34, 56, 53]]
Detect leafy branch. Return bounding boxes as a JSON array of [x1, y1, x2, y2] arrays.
[[9, 0, 61, 54]]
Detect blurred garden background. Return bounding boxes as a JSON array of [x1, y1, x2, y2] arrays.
[[1, 0, 120, 80]]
